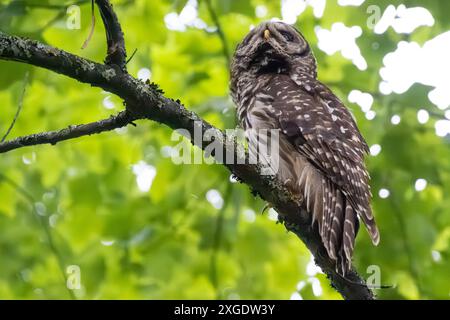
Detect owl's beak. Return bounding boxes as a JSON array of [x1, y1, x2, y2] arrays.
[[263, 29, 270, 41]]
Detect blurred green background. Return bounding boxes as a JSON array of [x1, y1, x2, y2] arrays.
[[0, 0, 450, 300]]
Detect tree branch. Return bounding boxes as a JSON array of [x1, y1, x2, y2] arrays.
[[0, 110, 135, 153], [95, 0, 127, 71], [0, 24, 375, 300]]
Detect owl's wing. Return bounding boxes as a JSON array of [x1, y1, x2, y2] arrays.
[[262, 75, 379, 269]]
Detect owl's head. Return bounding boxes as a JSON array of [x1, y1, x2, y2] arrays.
[[231, 21, 317, 78]]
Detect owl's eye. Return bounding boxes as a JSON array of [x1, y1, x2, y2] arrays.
[[280, 30, 294, 42]]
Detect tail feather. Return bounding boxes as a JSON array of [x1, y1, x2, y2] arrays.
[[321, 179, 334, 258], [358, 206, 380, 246], [313, 181, 373, 275], [342, 203, 356, 272], [328, 190, 344, 260], [296, 167, 378, 274]]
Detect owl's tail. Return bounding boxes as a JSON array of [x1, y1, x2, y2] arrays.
[[297, 162, 375, 275], [338, 202, 359, 274], [312, 180, 360, 275]]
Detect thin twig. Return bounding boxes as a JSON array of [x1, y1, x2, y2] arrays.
[[210, 183, 233, 298], [0, 111, 135, 153], [81, 0, 96, 50], [204, 0, 230, 66], [126, 48, 138, 65], [0, 173, 76, 300], [1, 72, 28, 142], [38, 10, 67, 33], [391, 197, 424, 297]]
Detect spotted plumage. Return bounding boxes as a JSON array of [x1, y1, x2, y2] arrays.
[[230, 21, 379, 274]]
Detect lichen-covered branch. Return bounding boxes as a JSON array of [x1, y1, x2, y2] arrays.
[[95, 0, 127, 70], [0, 110, 135, 153], [0, 24, 375, 300]]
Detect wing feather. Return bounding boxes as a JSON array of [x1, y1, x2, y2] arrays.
[[274, 75, 379, 247], [240, 74, 379, 273]]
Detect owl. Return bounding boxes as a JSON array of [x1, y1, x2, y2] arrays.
[[230, 21, 379, 274]]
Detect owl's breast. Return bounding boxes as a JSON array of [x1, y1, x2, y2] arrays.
[[235, 74, 279, 129]]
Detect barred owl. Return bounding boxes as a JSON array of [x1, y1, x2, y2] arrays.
[[230, 21, 379, 274]]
